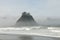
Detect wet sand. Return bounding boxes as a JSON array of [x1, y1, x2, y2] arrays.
[[0, 34, 60, 40]]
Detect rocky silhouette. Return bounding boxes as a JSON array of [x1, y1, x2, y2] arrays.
[[15, 12, 39, 27]]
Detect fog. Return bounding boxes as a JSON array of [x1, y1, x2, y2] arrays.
[[0, 17, 17, 27], [0, 16, 60, 27]]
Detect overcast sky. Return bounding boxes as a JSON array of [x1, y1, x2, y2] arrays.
[[0, 0, 60, 18]]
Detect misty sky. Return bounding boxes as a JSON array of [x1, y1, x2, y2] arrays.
[[0, 0, 60, 18]]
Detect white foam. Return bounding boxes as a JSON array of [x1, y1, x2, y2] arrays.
[[0, 27, 60, 38]]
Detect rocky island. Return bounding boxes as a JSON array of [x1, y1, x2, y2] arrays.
[[14, 12, 39, 27]]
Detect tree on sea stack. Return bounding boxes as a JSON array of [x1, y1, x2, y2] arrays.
[[15, 12, 39, 27]]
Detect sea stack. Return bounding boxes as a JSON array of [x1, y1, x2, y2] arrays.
[[15, 12, 39, 27]]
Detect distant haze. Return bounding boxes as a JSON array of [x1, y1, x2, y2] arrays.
[[0, 17, 60, 27]]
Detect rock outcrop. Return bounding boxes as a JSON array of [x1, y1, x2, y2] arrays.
[[15, 12, 39, 27]]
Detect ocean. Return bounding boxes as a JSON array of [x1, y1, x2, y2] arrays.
[[0, 26, 60, 40]]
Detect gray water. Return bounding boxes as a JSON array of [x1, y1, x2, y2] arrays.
[[0, 26, 60, 40]]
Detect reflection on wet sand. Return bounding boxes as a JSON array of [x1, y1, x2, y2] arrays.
[[19, 35, 33, 40], [0, 34, 60, 40]]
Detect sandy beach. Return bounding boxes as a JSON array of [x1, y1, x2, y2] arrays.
[[0, 34, 60, 40]]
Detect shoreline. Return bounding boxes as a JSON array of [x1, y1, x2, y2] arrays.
[[0, 33, 60, 40]]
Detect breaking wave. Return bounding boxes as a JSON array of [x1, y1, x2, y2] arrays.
[[0, 26, 60, 38]]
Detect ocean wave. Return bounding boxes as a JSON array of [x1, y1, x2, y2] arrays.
[[0, 27, 60, 37], [0, 27, 41, 31]]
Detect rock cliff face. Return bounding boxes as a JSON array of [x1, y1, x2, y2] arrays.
[[15, 12, 39, 26]]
